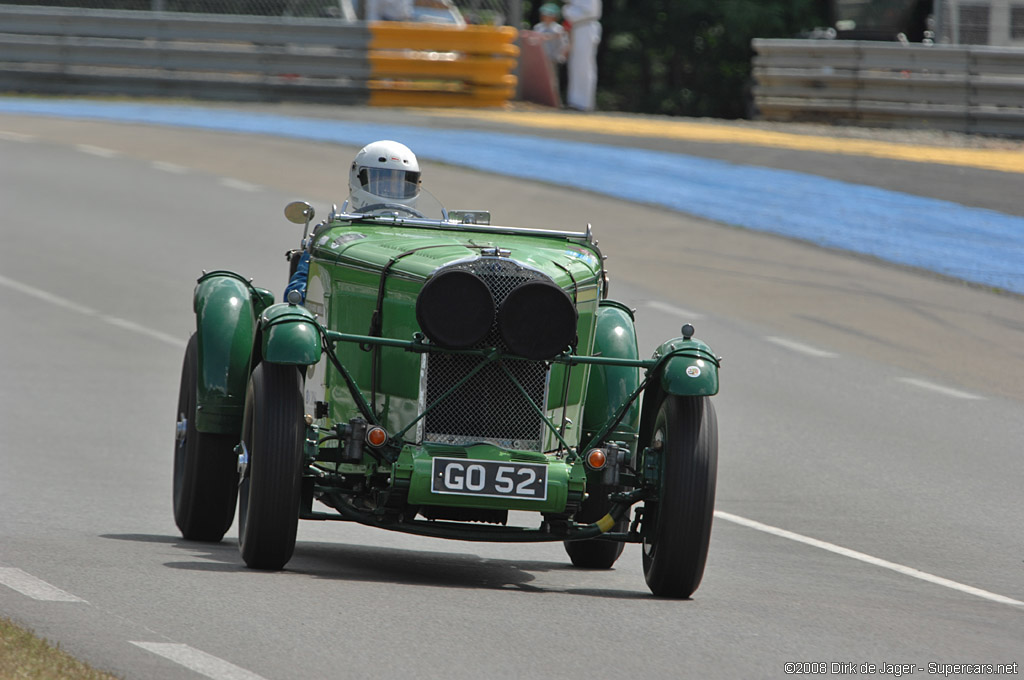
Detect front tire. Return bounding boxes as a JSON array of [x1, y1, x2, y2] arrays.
[[173, 334, 239, 542], [641, 395, 717, 598], [238, 362, 305, 570], [564, 481, 626, 569]]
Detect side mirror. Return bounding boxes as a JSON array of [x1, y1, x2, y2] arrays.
[[284, 201, 315, 225]]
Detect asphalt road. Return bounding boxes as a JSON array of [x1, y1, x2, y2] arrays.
[[1, 112, 1022, 680]]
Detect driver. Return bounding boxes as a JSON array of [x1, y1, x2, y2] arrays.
[[347, 139, 422, 213], [284, 140, 423, 303]]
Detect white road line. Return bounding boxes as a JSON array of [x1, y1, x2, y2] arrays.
[[644, 300, 704, 320], [131, 643, 268, 680], [102, 315, 187, 348], [152, 160, 188, 174], [764, 336, 839, 358], [0, 130, 35, 142], [0, 273, 101, 315], [714, 511, 1023, 608], [75, 144, 117, 158], [0, 274, 185, 349], [0, 568, 87, 602], [897, 377, 984, 400], [220, 177, 260, 192]]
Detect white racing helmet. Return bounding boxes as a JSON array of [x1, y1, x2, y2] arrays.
[[348, 140, 422, 212]]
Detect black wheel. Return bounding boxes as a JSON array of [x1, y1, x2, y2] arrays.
[[564, 481, 626, 569], [238, 362, 305, 570], [641, 395, 717, 598], [173, 334, 239, 542]]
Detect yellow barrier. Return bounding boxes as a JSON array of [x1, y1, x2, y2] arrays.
[[368, 22, 519, 107]]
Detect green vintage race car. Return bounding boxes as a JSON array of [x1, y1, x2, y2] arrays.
[[173, 187, 720, 598]]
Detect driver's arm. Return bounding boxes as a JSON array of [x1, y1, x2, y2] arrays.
[[284, 252, 311, 303]]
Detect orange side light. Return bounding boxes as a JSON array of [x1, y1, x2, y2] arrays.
[[366, 426, 388, 448], [586, 448, 607, 470]]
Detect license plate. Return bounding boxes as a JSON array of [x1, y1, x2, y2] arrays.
[[430, 457, 548, 501]]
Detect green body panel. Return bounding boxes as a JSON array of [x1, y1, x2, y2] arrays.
[[327, 264, 425, 431], [311, 222, 604, 284], [543, 308, 597, 450], [192, 272, 264, 434], [581, 300, 641, 451], [260, 302, 323, 366], [652, 337, 720, 397], [403, 443, 581, 514]]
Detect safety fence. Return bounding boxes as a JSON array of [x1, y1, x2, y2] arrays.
[[752, 38, 1024, 137], [0, 4, 518, 106], [0, 0, 519, 26]]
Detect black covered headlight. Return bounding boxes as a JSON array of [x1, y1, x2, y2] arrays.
[[415, 269, 495, 349], [498, 281, 577, 359]]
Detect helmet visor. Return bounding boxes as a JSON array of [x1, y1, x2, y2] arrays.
[[358, 167, 421, 199]]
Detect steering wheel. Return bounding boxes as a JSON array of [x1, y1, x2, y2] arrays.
[[359, 203, 425, 219]]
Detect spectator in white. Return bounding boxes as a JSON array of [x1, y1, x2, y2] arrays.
[[533, 3, 569, 67], [562, 0, 601, 111], [365, 0, 413, 21]]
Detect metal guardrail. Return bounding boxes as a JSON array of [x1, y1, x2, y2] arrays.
[[752, 38, 1024, 137], [0, 0, 519, 25], [0, 4, 518, 106]]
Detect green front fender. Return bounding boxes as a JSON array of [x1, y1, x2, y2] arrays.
[[651, 337, 719, 397], [637, 335, 720, 451], [259, 303, 323, 366], [193, 272, 273, 434]]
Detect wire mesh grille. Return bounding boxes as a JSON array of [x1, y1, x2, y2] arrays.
[[422, 258, 553, 451]]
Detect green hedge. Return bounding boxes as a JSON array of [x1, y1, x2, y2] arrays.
[[595, 0, 826, 118]]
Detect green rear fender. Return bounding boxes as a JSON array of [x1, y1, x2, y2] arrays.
[[193, 272, 273, 435], [581, 300, 641, 450], [259, 303, 323, 366]]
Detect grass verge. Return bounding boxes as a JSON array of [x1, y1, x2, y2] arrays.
[[0, 616, 119, 679]]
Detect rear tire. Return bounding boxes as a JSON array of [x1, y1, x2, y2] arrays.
[[564, 481, 626, 569], [173, 334, 239, 542], [641, 395, 717, 598], [238, 362, 305, 570]]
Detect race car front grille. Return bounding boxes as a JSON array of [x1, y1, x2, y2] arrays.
[[421, 258, 553, 451]]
